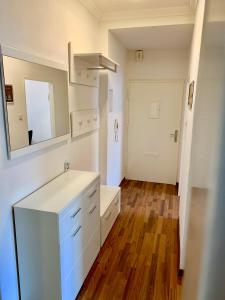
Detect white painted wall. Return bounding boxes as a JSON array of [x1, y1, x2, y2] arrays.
[[127, 49, 189, 80], [179, 0, 206, 269], [0, 1, 100, 299], [106, 32, 127, 186]]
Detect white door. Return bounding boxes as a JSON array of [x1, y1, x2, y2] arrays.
[[25, 80, 55, 144], [127, 80, 184, 185]]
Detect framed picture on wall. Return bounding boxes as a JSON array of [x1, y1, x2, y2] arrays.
[[5, 85, 14, 103], [188, 81, 195, 110]]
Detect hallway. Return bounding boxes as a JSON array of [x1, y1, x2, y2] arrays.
[[78, 180, 181, 300]]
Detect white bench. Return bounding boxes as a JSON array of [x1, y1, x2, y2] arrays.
[[100, 185, 121, 246]]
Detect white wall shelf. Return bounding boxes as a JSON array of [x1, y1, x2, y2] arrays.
[[68, 42, 119, 87], [74, 53, 118, 73]]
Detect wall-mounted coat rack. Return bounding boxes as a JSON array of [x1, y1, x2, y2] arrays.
[[71, 109, 99, 138], [68, 42, 119, 87]]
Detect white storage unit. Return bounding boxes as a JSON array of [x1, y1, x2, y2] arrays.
[[100, 185, 121, 246], [14, 170, 100, 300]]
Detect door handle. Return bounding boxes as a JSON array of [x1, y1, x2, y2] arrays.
[[72, 225, 82, 238], [170, 130, 178, 143], [89, 205, 97, 214], [71, 207, 81, 218], [114, 198, 119, 206], [89, 189, 97, 198], [106, 212, 112, 220]]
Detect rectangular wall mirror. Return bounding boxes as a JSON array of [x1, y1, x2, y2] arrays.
[[0, 51, 70, 159]]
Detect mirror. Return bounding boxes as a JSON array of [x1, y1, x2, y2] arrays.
[[0, 55, 70, 156]]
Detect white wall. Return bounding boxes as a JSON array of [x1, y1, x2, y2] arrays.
[[182, 1, 225, 298], [127, 49, 189, 80], [106, 32, 127, 186], [0, 1, 100, 299], [179, 0, 206, 269]]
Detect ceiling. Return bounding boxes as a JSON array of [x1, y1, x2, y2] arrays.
[[92, 0, 190, 12], [111, 24, 194, 50], [79, 0, 197, 21]]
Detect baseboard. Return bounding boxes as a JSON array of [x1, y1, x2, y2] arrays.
[[177, 218, 182, 272], [178, 269, 184, 277], [119, 177, 126, 187]]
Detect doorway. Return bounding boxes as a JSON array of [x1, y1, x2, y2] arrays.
[[127, 80, 184, 185], [25, 80, 55, 144]]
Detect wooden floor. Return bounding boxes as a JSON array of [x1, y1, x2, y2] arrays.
[[77, 180, 181, 300]]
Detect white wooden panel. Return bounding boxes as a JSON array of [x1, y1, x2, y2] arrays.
[[71, 109, 99, 138], [60, 219, 86, 280], [100, 186, 121, 246], [14, 209, 61, 300]]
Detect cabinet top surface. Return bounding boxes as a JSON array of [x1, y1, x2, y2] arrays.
[[14, 170, 99, 213], [100, 185, 120, 217]]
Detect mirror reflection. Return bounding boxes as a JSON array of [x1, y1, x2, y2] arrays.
[[25, 80, 55, 145], [2, 55, 69, 152]]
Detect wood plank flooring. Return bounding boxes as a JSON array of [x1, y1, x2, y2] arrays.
[[77, 180, 181, 300]]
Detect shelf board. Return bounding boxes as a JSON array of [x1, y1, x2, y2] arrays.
[[73, 53, 119, 73]]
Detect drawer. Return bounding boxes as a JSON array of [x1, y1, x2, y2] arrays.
[[59, 197, 83, 241], [61, 253, 85, 300], [61, 228, 100, 300], [83, 227, 100, 279], [60, 220, 85, 279], [59, 179, 99, 240], [101, 193, 120, 246], [84, 184, 100, 244], [84, 182, 99, 209]]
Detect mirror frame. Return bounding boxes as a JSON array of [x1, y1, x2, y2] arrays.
[[0, 45, 70, 160]]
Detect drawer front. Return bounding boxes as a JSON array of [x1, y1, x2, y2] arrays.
[[59, 178, 100, 241], [59, 197, 83, 241], [60, 180, 100, 278], [61, 228, 100, 300], [101, 192, 120, 246], [83, 227, 100, 279], [84, 184, 100, 244], [85, 182, 99, 209], [60, 219, 85, 279], [61, 254, 85, 300]]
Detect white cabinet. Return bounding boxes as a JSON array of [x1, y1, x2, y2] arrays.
[[14, 170, 100, 300], [100, 185, 121, 246]]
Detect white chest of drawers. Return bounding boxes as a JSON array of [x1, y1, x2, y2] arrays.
[[14, 170, 100, 300]]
